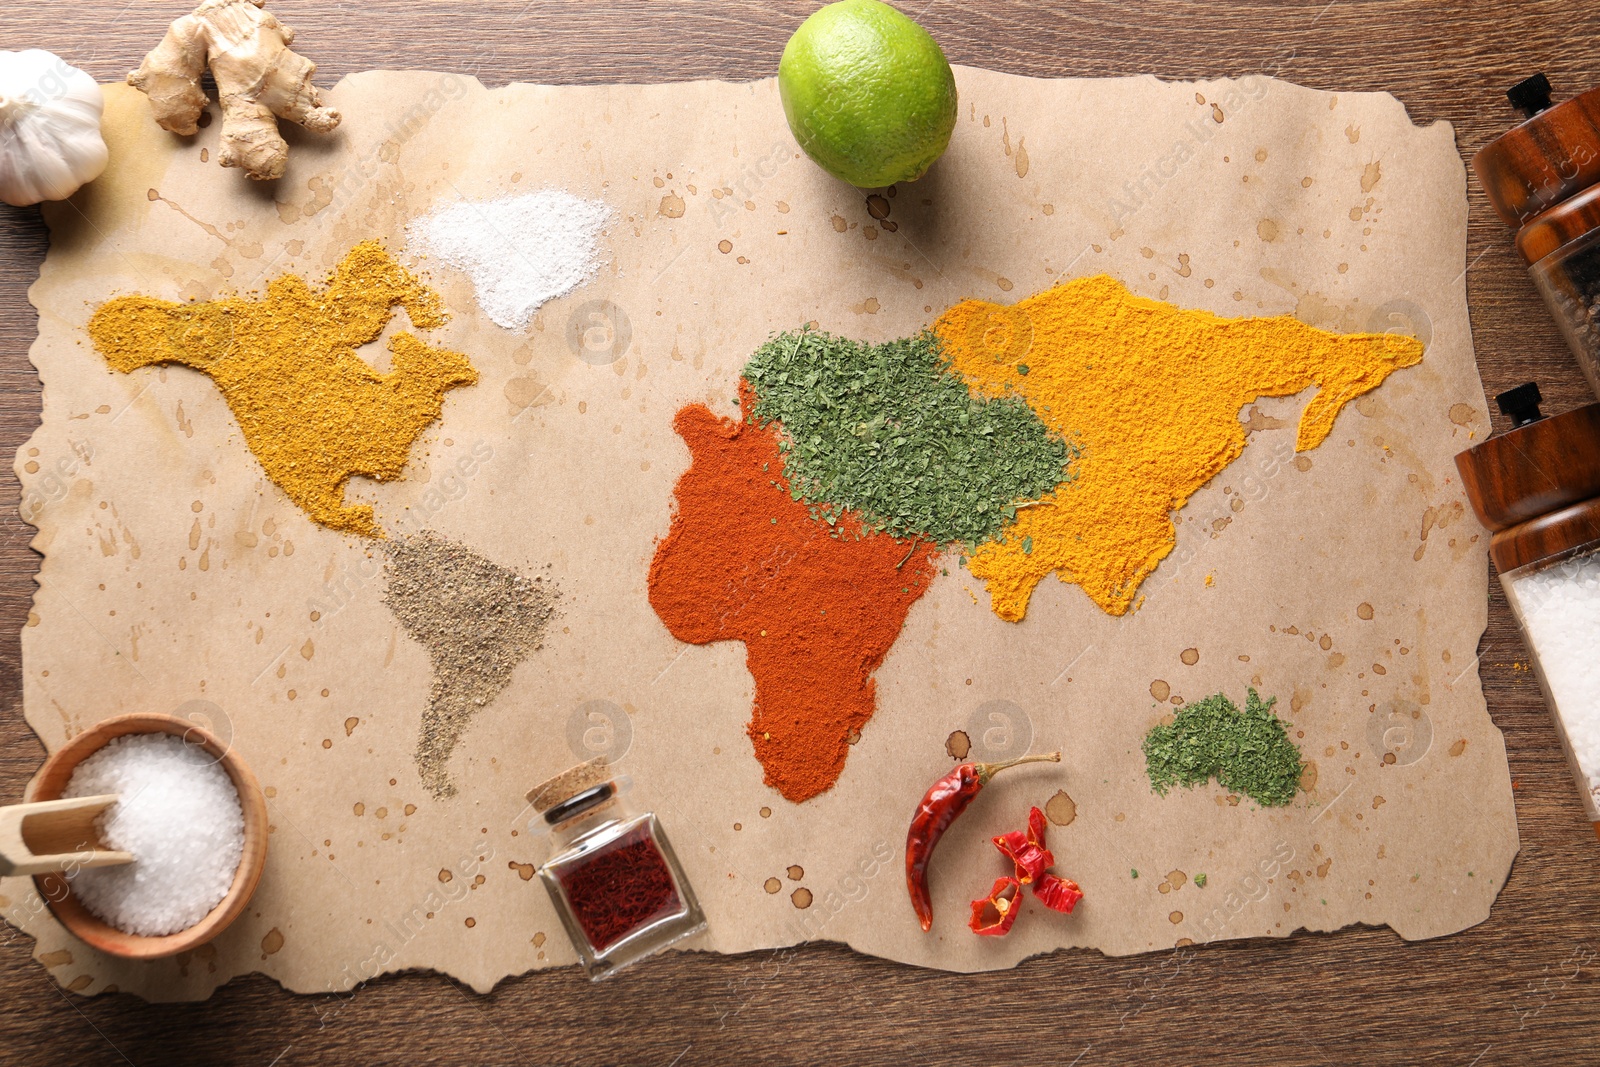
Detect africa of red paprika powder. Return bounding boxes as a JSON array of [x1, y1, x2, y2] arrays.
[[648, 380, 939, 803]]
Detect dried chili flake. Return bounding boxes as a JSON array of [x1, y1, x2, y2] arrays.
[[1026, 805, 1048, 849], [971, 804, 1084, 934], [993, 804, 1055, 883], [992, 829, 1052, 884], [1034, 872, 1083, 914], [968, 876, 1024, 936]]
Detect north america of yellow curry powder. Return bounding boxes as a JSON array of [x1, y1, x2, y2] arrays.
[[87, 241, 477, 538], [935, 275, 1424, 620]]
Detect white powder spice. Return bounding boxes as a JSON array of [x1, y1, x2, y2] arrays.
[[406, 189, 611, 331], [1511, 547, 1600, 809], [62, 732, 245, 937]]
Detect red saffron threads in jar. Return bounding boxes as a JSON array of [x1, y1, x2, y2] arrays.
[[555, 827, 682, 951]]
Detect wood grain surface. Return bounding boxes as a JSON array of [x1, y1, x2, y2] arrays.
[[2, 2, 1599, 1064]]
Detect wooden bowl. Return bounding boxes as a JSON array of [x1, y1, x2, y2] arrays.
[[27, 713, 269, 960]]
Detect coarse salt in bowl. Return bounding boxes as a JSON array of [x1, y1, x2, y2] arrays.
[[28, 713, 269, 959], [62, 732, 246, 936]]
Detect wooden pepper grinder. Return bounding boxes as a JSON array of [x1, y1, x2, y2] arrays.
[[1456, 382, 1600, 841], [1472, 74, 1600, 399]]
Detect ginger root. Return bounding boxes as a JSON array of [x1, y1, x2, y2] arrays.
[[128, 0, 340, 181]]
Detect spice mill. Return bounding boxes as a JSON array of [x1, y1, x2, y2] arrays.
[[1473, 74, 1600, 399], [1457, 383, 1600, 840]]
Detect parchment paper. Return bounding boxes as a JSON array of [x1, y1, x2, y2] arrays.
[[1, 67, 1517, 1000]]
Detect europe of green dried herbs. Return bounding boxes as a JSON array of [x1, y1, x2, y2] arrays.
[[741, 327, 1075, 547], [1142, 688, 1304, 807]]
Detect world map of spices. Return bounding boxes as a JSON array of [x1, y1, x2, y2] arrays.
[[650, 276, 1422, 801], [84, 246, 1422, 809]]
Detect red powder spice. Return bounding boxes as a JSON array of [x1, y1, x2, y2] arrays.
[[556, 826, 682, 952], [648, 381, 938, 803]]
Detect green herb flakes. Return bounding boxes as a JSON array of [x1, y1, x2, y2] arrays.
[[741, 327, 1075, 546], [1193, 873, 1207, 888], [1142, 688, 1304, 808]]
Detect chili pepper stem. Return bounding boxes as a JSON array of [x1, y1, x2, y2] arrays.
[[973, 751, 1061, 786]]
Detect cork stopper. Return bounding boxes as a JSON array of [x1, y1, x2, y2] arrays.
[[526, 757, 610, 813]]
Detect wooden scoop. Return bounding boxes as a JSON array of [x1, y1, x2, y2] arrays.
[[0, 795, 133, 877]]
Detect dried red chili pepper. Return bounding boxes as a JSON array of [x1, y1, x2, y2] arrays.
[[968, 876, 1024, 936], [906, 751, 1061, 932], [1034, 872, 1083, 914]]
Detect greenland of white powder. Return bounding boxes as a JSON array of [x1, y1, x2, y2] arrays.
[[406, 189, 611, 331], [1511, 548, 1600, 808], [63, 732, 245, 937]]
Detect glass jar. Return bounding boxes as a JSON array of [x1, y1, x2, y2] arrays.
[[1529, 233, 1600, 397], [1458, 388, 1600, 841], [527, 760, 705, 980], [1525, 194, 1600, 399], [1503, 536, 1600, 824]]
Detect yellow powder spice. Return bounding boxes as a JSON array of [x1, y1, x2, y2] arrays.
[[88, 241, 477, 537], [935, 275, 1423, 619]]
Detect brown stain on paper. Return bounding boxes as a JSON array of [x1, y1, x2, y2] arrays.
[[945, 730, 971, 760], [1045, 789, 1077, 826], [1300, 760, 1319, 793], [1413, 500, 1465, 562]]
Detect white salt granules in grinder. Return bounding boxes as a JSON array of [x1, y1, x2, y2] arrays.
[[406, 189, 611, 331], [1511, 548, 1600, 809], [62, 732, 245, 937]]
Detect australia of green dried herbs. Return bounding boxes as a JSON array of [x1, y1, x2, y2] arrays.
[[742, 327, 1075, 546], [1142, 688, 1304, 807]]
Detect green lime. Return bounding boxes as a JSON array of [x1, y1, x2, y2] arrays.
[[778, 0, 958, 188]]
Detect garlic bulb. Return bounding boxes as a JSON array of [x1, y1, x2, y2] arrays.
[[0, 50, 109, 207]]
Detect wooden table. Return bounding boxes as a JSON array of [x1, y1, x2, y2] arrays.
[[2, 2, 1597, 1063]]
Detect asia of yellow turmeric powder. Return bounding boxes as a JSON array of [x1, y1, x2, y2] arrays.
[[87, 241, 477, 537], [935, 275, 1424, 620]]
